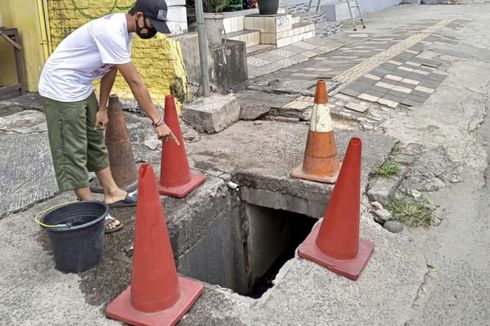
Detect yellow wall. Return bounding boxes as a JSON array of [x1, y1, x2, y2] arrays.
[[9, 0, 47, 91], [0, 0, 47, 91], [46, 0, 188, 105], [0, 1, 17, 87]]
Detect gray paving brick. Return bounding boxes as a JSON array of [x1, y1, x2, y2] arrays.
[[348, 82, 370, 93], [340, 88, 360, 98], [408, 45, 424, 52], [396, 53, 416, 61], [364, 87, 388, 98], [410, 90, 431, 98], [379, 63, 398, 71], [382, 93, 404, 102], [419, 79, 441, 89], [371, 69, 392, 77], [397, 80, 418, 90], [442, 39, 459, 45], [380, 78, 399, 86], [291, 73, 318, 80], [357, 77, 377, 86], [388, 70, 409, 78], [385, 90, 410, 98], [405, 94, 428, 103], [399, 98, 422, 107], [413, 58, 443, 68], [428, 73, 447, 82], [417, 66, 434, 74], [405, 72, 424, 80], [425, 36, 439, 42]]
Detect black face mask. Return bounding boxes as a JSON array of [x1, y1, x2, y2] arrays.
[[136, 16, 157, 39]]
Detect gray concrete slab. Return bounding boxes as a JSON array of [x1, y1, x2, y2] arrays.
[[0, 193, 120, 326], [188, 121, 397, 217], [182, 94, 241, 134], [0, 111, 58, 218]]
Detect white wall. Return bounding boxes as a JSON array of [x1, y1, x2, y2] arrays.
[[359, 0, 401, 14], [280, 0, 402, 17]]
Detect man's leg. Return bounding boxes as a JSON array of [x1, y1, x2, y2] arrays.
[[42, 97, 92, 194], [83, 93, 129, 204], [95, 167, 127, 204], [84, 93, 131, 231], [74, 187, 94, 201]]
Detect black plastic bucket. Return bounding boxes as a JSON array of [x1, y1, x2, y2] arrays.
[[40, 201, 108, 273]]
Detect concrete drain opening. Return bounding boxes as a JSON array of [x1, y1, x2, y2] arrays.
[[244, 205, 317, 299], [178, 198, 317, 300]]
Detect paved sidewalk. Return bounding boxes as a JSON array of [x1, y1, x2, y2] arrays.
[[238, 15, 470, 133]]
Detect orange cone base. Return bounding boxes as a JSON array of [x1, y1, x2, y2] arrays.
[[158, 172, 206, 198], [106, 276, 204, 326], [290, 162, 342, 184], [298, 224, 374, 281]]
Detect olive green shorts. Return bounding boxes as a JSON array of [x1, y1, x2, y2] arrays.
[[42, 92, 109, 192]]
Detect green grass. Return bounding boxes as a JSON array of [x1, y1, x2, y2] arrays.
[[388, 199, 433, 227], [375, 159, 401, 178]]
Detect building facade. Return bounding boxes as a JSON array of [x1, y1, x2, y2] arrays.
[[0, 0, 189, 105]]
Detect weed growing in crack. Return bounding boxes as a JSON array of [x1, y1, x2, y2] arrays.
[[388, 199, 433, 227], [375, 159, 401, 178]]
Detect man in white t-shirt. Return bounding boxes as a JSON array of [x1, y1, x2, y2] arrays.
[[38, 0, 177, 233]]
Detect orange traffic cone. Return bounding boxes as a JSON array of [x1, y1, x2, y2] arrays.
[[90, 94, 138, 193], [159, 96, 206, 198], [106, 163, 203, 325], [298, 137, 374, 281], [291, 80, 340, 183]]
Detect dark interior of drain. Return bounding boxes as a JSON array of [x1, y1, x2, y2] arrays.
[[244, 205, 317, 299]]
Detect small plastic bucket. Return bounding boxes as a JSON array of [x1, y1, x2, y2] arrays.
[[39, 201, 108, 273]]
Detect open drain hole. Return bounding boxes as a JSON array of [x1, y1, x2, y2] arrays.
[[174, 201, 318, 300], [242, 205, 317, 298]]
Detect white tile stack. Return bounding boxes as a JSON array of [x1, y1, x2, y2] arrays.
[[223, 11, 315, 49], [224, 13, 261, 47], [166, 0, 188, 35]]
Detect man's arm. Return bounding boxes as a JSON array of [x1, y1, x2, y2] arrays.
[[94, 67, 118, 128], [117, 62, 178, 144], [99, 67, 118, 110], [117, 62, 160, 124]]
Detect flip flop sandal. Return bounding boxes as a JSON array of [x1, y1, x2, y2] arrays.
[[108, 190, 138, 208], [105, 215, 123, 234]]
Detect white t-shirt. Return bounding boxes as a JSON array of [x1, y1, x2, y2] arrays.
[[38, 13, 133, 102]]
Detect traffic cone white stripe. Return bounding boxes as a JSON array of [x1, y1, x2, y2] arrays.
[[310, 103, 333, 133]]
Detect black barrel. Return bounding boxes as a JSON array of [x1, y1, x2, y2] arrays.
[[258, 0, 279, 15], [40, 201, 108, 273]]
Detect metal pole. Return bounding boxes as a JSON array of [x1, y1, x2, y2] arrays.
[[194, 0, 210, 97]]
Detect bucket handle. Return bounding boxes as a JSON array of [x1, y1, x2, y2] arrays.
[[34, 201, 78, 228]]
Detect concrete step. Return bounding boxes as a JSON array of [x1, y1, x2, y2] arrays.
[[291, 15, 302, 25], [223, 9, 259, 34], [275, 23, 316, 48], [225, 29, 261, 48], [247, 44, 276, 57], [244, 13, 294, 34], [292, 22, 316, 33]]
